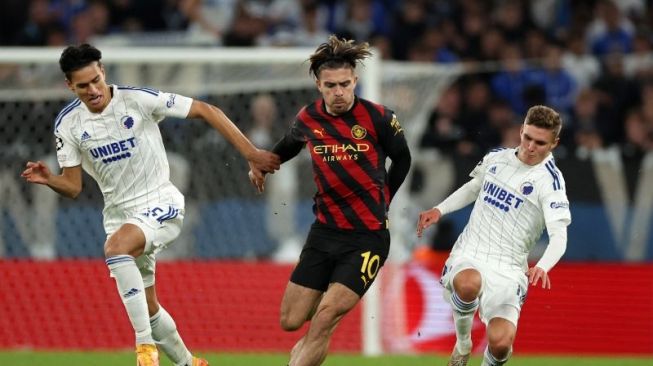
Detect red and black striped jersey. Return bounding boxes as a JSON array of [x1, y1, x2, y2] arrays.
[[274, 96, 410, 231]]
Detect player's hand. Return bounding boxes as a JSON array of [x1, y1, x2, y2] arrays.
[[20, 161, 51, 185], [248, 165, 267, 194], [416, 207, 442, 238], [248, 148, 280, 174], [527, 266, 551, 289]]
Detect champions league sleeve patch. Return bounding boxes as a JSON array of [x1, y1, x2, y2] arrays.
[[55, 137, 64, 151], [390, 114, 403, 135]]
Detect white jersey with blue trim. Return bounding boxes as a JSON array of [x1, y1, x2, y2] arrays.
[[53, 85, 193, 234], [451, 147, 571, 272]]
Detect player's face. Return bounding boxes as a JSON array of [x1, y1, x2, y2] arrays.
[[517, 124, 559, 165], [316, 67, 357, 115], [66, 61, 111, 113]]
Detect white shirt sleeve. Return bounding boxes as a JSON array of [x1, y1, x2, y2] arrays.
[[55, 126, 80, 168], [151, 91, 193, 121], [535, 219, 569, 272], [435, 174, 482, 216]]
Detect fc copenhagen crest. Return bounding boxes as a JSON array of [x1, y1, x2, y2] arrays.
[[351, 124, 367, 140], [121, 115, 135, 129]]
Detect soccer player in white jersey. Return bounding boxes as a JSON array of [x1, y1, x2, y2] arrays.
[[416, 105, 571, 366], [21, 44, 281, 366]]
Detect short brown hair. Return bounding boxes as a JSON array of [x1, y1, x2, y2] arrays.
[[524, 105, 562, 137]]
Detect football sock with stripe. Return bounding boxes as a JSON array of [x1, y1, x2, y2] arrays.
[[150, 307, 193, 366], [481, 345, 510, 366], [106, 255, 153, 345], [451, 291, 479, 354]]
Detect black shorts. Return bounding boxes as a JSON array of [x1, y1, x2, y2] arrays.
[[290, 222, 391, 297]]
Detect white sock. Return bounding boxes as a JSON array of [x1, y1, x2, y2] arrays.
[[481, 345, 510, 366], [106, 255, 153, 345], [150, 307, 193, 366], [451, 291, 479, 354]]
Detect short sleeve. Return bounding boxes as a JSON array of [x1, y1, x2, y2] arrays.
[[55, 127, 80, 168], [151, 91, 193, 122]]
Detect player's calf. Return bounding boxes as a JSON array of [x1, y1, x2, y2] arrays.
[[481, 345, 511, 366], [450, 290, 478, 354]]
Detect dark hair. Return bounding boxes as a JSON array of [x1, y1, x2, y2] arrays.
[[524, 105, 562, 138], [308, 35, 372, 79], [59, 44, 102, 80]]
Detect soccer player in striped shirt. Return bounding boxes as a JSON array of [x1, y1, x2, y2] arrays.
[[417, 105, 571, 366], [249, 36, 412, 366], [21, 44, 280, 366]]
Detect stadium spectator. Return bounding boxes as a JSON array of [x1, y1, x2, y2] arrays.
[[181, 0, 237, 42], [623, 32, 653, 79], [258, 0, 330, 47], [248, 35, 411, 366], [592, 55, 640, 145], [586, 0, 635, 57], [417, 105, 570, 366], [419, 84, 468, 155], [15, 0, 61, 46], [538, 43, 577, 115], [561, 34, 601, 90], [622, 109, 653, 161], [334, 0, 388, 43], [20, 44, 280, 366], [245, 93, 303, 262], [490, 43, 532, 115]]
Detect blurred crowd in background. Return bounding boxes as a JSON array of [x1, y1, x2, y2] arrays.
[[2, 0, 653, 163]]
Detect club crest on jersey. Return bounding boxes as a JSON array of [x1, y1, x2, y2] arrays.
[[121, 116, 134, 129], [521, 181, 534, 195], [351, 125, 367, 140]]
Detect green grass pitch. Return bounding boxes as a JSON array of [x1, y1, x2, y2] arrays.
[[1, 351, 651, 366]]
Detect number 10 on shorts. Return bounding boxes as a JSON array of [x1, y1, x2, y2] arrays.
[[360, 251, 380, 289]]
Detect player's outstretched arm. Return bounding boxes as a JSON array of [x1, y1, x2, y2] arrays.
[[416, 207, 442, 238], [187, 100, 281, 173], [21, 161, 82, 199]]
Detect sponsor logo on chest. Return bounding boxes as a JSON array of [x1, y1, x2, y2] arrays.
[[89, 137, 137, 164], [482, 181, 524, 212]]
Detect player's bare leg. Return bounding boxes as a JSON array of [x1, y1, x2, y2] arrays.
[[289, 283, 359, 366], [280, 282, 323, 365], [448, 269, 482, 366], [481, 317, 515, 366], [280, 282, 323, 331]]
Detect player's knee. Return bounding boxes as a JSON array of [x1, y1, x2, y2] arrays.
[[104, 240, 124, 257], [452, 280, 481, 301], [487, 332, 514, 359], [280, 312, 305, 332]]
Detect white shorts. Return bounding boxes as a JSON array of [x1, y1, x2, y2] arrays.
[[440, 255, 528, 327], [108, 204, 185, 288]]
